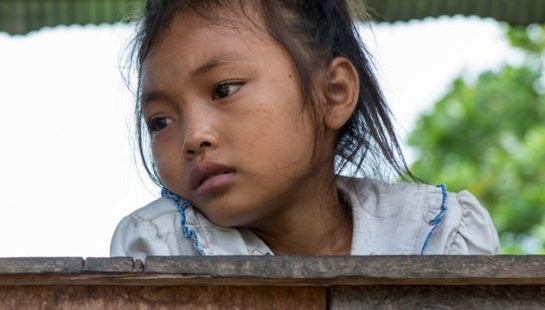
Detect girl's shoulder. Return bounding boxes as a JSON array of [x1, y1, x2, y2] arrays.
[[337, 176, 500, 255], [110, 197, 272, 258], [110, 198, 198, 260], [111, 178, 500, 258]]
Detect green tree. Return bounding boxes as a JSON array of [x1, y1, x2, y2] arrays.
[[408, 24, 545, 253]]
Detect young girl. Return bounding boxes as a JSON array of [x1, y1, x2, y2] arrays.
[[111, 0, 499, 259]]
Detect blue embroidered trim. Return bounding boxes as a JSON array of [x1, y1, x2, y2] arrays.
[[420, 184, 448, 255], [161, 189, 206, 255]]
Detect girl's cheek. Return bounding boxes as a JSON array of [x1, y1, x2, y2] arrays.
[[152, 141, 172, 177]]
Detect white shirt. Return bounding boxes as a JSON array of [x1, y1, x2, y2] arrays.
[[110, 177, 500, 260]]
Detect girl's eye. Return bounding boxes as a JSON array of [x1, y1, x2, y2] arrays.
[[212, 82, 243, 100], [148, 117, 173, 133]]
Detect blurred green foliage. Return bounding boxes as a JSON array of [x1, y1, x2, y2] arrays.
[[408, 24, 545, 254]]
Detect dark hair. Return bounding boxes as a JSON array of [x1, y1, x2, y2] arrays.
[[129, 0, 414, 186]]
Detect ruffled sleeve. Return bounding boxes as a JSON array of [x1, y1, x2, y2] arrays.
[[110, 198, 198, 260], [447, 190, 500, 254], [110, 214, 170, 260]]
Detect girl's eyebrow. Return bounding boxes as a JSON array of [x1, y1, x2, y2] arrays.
[[141, 91, 172, 109], [191, 52, 249, 78]]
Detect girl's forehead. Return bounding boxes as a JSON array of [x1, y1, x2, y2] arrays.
[[168, 5, 268, 40], [141, 8, 295, 91], [146, 10, 274, 66]]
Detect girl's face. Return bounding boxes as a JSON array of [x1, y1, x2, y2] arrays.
[[142, 10, 334, 227]]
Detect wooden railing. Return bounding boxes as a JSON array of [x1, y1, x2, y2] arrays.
[[1, 256, 544, 308]]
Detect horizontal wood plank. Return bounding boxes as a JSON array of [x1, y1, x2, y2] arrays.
[[0, 285, 326, 309], [3, 257, 545, 308], [2, 256, 545, 286], [330, 285, 545, 309]]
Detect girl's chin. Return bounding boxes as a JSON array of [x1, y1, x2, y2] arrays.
[[197, 203, 263, 229]]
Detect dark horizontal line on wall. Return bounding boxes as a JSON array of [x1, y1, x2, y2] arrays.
[[366, 0, 545, 25], [0, 0, 144, 35], [1, 0, 544, 35]]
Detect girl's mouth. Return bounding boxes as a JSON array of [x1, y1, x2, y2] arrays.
[[190, 161, 237, 194]]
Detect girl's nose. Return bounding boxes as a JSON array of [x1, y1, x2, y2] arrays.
[[182, 113, 217, 157], [184, 138, 214, 156]]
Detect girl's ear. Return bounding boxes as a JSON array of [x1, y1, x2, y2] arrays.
[[322, 57, 359, 130]]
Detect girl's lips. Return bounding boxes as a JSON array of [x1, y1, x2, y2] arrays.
[[189, 161, 237, 193]]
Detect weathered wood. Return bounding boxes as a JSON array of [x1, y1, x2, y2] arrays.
[[83, 257, 142, 273], [0, 257, 83, 274], [144, 255, 543, 281], [329, 286, 545, 310], [2, 257, 545, 308], [0, 285, 326, 309], [2, 256, 545, 286], [132, 255, 545, 286]]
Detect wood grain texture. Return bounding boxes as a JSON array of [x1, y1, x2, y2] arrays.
[[3, 257, 545, 308], [83, 257, 143, 273], [330, 285, 545, 310], [2, 256, 545, 286], [0, 257, 83, 274], [140, 256, 545, 285], [0, 285, 326, 310]]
